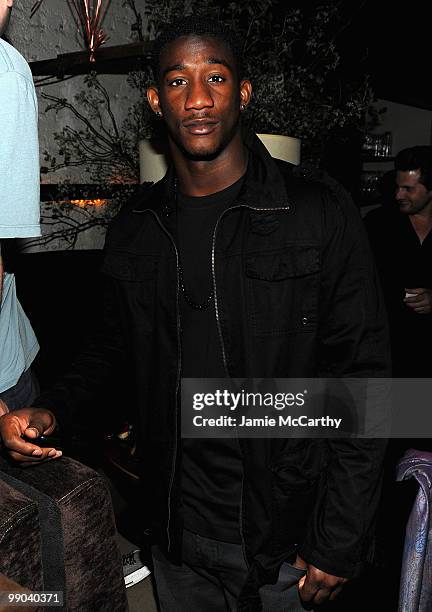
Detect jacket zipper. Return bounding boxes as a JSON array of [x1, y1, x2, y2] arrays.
[[211, 203, 291, 375], [211, 202, 291, 565], [133, 208, 181, 553]]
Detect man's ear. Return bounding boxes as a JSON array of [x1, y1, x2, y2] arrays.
[[147, 86, 162, 117], [6, 1, 13, 8], [240, 79, 252, 109]]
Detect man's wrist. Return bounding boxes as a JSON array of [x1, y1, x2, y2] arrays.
[[0, 399, 10, 417]]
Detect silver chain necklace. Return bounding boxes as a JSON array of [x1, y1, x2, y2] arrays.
[[178, 263, 214, 311]]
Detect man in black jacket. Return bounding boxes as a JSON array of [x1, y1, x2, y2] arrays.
[[0, 17, 390, 611]]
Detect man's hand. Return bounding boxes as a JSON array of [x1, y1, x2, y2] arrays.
[[404, 288, 432, 314], [0, 407, 61, 463], [295, 556, 348, 606]]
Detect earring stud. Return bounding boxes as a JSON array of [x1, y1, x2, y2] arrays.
[[240, 103, 246, 111]]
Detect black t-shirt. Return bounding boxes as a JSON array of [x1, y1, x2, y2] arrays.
[[175, 176, 244, 543]]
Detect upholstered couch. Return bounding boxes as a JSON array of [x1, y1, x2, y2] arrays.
[[0, 455, 128, 611]]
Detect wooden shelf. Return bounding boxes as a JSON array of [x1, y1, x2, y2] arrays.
[[30, 41, 152, 77]]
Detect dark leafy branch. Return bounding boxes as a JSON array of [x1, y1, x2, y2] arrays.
[[41, 74, 141, 183]]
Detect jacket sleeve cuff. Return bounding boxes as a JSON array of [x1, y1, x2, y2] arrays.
[[297, 542, 364, 579]]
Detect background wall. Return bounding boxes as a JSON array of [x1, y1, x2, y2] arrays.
[[7, 2, 143, 250], [372, 99, 432, 154], [8, 1, 140, 184]]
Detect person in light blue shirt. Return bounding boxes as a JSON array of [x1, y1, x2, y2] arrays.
[[0, 0, 41, 415]]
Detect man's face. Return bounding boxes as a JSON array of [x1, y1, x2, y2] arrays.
[[147, 35, 251, 160], [0, 0, 13, 37], [395, 169, 432, 215]]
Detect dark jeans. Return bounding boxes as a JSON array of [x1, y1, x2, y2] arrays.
[[0, 368, 39, 411], [152, 530, 307, 612]]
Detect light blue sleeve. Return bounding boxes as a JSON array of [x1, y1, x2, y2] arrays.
[[0, 71, 41, 238]]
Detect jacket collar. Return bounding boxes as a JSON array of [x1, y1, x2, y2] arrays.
[[132, 131, 293, 214], [239, 130, 292, 208]]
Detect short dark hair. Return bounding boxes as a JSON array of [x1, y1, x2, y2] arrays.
[[395, 146, 432, 191], [151, 16, 245, 82]]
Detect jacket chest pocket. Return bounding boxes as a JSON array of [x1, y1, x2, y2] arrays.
[[245, 245, 320, 335], [102, 250, 157, 332]]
